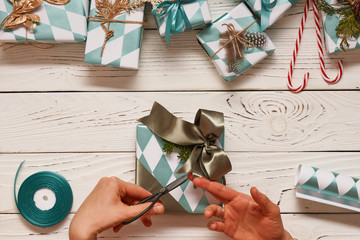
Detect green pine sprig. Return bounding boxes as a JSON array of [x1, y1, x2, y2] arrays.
[[162, 139, 194, 162], [337, 13, 360, 50], [315, 0, 360, 51]]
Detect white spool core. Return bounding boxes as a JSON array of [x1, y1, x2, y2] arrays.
[[33, 188, 56, 211]]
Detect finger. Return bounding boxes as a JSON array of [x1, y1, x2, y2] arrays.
[[204, 204, 224, 219], [143, 202, 165, 216], [113, 224, 122, 233], [140, 215, 152, 227], [122, 202, 164, 221], [207, 220, 225, 233], [192, 177, 245, 203], [250, 187, 280, 216], [110, 177, 153, 201]]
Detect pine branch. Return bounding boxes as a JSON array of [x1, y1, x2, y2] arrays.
[[316, 0, 352, 16], [162, 139, 194, 162], [336, 13, 360, 50]]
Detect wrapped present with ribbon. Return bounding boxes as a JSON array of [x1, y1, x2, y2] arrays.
[[84, 0, 145, 69], [0, 0, 89, 42], [196, 3, 276, 82], [316, 0, 360, 53], [151, 0, 212, 45], [295, 165, 360, 212], [135, 102, 232, 212], [244, 0, 299, 31]]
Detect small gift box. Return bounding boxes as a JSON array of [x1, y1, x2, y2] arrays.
[[0, 0, 88, 42], [84, 0, 145, 69], [196, 3, 276, 82], [243, 0, 299, 31], [151, 0, 212, 45], [318, 0, 360, 53], [135, 102, 232, 213]]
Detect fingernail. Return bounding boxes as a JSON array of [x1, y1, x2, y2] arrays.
[[153, 203, 163, 213], [204, 210, 211, 217], [209, 223, 216, 230]]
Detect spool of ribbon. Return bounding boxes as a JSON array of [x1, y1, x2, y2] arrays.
[[14, 161, 73, 227], [139, 102, 232, 181], [88, 0, 145, 56], [295, 164, 360, 212], [209, 20, 257, 62], [0, 0, 70, 31], [151, 0, 194, 46]]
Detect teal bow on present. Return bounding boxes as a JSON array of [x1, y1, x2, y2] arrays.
[[152, 0, 195, 45], [260, 0, 298, 31], [260, 0, 277, 31]]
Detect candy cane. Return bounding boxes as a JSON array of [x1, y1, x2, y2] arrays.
[[312, 0, 344, 84], [287, 0, 310, 93]]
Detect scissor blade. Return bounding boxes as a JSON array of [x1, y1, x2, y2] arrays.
[[165, 175, 188, 193]]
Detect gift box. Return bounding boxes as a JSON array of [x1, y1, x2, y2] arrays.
[[135, 102, 232, 213], [136, 124, 224, 213], [0, 0, 89, 42], [319, 0, 360, 53], [196, 3, 276, 82], [151, 0, 212, 45], [244, 0, 299, 31], [84, 0, 144, 69]]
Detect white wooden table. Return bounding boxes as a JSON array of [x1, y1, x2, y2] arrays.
[[1, 0, 360, 239]]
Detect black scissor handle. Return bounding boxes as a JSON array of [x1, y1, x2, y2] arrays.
[[122, 192, 163, 225]]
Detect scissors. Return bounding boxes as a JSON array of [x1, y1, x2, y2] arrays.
[[122, 174, 189, 225]]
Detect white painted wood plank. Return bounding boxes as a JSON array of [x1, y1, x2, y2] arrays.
[[2, 152, 360, 213], [0, 1, 358, 92], [1, 92, 360, 152], [0, 213, 359, 239]]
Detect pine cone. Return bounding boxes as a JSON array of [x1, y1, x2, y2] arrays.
[[349, 0, 360, 20], [243, 32, 267, 47]]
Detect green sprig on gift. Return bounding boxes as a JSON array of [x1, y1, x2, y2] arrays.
[[316, 0, 360, 51], [162, 139, 194, 162]]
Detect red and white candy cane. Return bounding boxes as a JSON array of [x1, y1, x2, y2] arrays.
[[287, 0, 310, 93], [287, 0, 344, 92], [313, 0, 343, 84]]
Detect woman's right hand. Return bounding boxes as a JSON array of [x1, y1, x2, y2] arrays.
[[189, 174, 293, 240]]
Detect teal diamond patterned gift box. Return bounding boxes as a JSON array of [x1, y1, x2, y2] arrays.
[[84, 0, 144, 69], [0, 0, 89, 42], [320, 0, 360, 53], [243, 0, 299, 31], [196, 3, 276, 82], [295, 165, 360, 212], [151, 0, 212, 45], [136, 124, 224, 213]]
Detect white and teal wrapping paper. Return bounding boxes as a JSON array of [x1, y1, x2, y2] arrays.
[[152, 0, 212, 44], [0, 0, 88, 42], [136, 124, 224, 213], [320, 0, 360, 53], [244, 0, 299, 31], [196, 3, 276, 82], [295, 165, 360, 212], [84, 0, 144, 69]]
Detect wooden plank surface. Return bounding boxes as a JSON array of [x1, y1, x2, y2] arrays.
[[1, 0, 360, 239], [1, 152, 360, 214], [1, 213, 360, 239], [0, 0, 358, 92], [1, 92, 360, 152]]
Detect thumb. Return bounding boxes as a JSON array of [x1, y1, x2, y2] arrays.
[[250, 187, 280, 216]]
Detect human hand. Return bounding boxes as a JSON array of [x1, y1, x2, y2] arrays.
[[69, 177, 165, 240], [188, 174, 293, 240]]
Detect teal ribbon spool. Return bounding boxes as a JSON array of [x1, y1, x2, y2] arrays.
[[14, 161, 73, 227]]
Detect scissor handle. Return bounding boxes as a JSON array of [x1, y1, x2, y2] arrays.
[[122, 192, 163, 225]]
